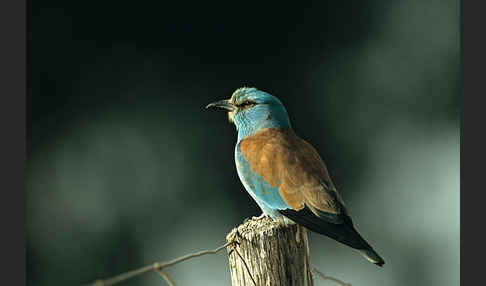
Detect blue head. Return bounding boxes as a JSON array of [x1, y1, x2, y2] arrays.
[[206, 87, 291, 141]]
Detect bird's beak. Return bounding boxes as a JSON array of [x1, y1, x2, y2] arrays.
[[205, 99, 236, 111]]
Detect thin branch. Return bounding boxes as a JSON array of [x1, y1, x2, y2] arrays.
[[312, 267, 352, 286], [84, 232, 349, 286], [156, 270, 176, 286], [85, 241, 234, 286]]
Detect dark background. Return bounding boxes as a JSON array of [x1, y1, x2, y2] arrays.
[[27, 1, 459, 285]]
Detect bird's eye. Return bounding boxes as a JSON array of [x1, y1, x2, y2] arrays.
[[238, 100, 256, 108]]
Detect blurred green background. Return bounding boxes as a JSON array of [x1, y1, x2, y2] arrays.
[[27, 0, 459, 285]]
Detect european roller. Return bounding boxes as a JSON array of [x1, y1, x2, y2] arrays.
[[206, 87, 385, 266]]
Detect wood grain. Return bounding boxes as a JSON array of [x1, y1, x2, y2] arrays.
[[226, 217, 314, 286]]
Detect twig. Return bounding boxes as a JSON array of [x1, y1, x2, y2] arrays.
[[156, 270, 176, 286], [312, 267, 352, 286], [85, 241, 233, 286], [84, 232, 349, 286]]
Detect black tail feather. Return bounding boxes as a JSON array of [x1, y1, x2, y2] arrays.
[[279, 207, 385, 266]]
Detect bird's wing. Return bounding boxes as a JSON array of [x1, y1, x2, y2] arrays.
[[239, 127, 387, 266], [239, 127, 347, 223]]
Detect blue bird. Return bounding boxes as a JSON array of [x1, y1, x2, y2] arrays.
[[206, 87, 385, 266]]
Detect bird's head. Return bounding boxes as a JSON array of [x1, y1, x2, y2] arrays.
[[206, 87, 291, 140]]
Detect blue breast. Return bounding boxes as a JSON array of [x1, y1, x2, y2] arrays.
[[234, 141, 289, 218]]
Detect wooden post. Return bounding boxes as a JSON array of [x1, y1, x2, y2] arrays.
[[226, 217, 314, 286]]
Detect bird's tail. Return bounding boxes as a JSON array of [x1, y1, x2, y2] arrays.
[[358, 247, 385, 267], [279, 207, 385, 266], [336, 220, 385, 267]]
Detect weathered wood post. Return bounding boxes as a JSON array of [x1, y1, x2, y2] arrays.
[[226, 217, 314, 286]]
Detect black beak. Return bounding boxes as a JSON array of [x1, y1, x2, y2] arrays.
[[205, 99, 236, 111]]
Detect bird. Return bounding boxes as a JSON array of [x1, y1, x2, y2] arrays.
[[206, 87, 385, 266]]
